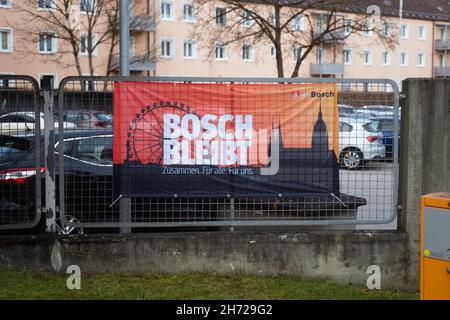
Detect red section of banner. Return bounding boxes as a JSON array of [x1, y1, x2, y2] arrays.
[[113, 82, 338, 167]]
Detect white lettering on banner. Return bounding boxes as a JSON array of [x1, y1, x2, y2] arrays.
[[163, 114, 254, 166]]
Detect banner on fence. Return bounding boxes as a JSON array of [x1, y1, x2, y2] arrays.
[[113, 82, 339, 197]]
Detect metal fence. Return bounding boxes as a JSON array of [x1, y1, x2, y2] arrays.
[[0, 75, 399, 232], [54, 76, 399, 230], [0, 75, 42, 230]]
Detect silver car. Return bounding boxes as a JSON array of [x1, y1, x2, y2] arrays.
[[0, 112, 76, 134], [339, 117, 386, 169]]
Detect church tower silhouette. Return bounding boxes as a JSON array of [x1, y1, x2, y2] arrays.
[[311, 99, 330, 159]]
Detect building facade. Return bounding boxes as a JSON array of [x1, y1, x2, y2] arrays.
[[0, 0, 449, 88]]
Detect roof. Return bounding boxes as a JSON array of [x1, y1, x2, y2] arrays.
[[341, 0, 450, 23], [243, 0, 450, 23]]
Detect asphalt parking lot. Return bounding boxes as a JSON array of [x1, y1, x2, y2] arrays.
[[340, 161, 397, 230]]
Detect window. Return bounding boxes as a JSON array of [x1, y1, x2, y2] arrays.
[[38, 32, 57, 53], [380, 83, 393, 93], [400, 52, 408, 66], [81, 77, 96, 91], [80, 0, 95, 13], [160, 0, 174, 20], [80, 33, 98, 56], [364, 19, 373, 37], [315, 48, 324, 64], [270, 46, 275, 58], [400, 24, 409, 39], [38, 0, 55, 10], [439, 27, 446, 40], [382, 51, 391, 65], [383, 22, 392, 37], [0, 28, 12, 52], [339, 122, 353, 132], [242, 44, 253, 61], [417, 53, 425, 67], [215, 43, 227, 60], [75, 137, 113, 165], [315, 15, 325, 32], [439, 54, 445, 67], [183, 3, 195, 21], [269, 12, 276, 25], [183, 39, 196, 59], [418, 25, 426, 40], [363, 49, 372, 65], [242, 9, 253, 28], [0, 72, 14, 87], [39, 74, 58, 89], [293, 15, 305, 31], [160, 38, 174, 58], [342, 49, 352, 65], [293, 46, 302, 62], [344, 19, 352, 35], [0, 136, 32, 163], [0, 0, 12, 8], [215, 7, 226, 26]]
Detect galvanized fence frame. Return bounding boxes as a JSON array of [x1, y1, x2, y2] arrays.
[[0, 75, 42, 230], [57, 76, 400, 229]]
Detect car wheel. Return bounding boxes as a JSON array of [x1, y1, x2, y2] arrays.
[[340, 149, 363, 169]]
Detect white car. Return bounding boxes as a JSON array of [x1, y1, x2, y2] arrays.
[[0, 112, 77, 134], [356, 105, 398, 118], [339, 117, 386, 169]]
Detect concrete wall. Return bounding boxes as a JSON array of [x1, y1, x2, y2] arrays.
[[0, 232, 412, 289], [398, 78, 450, 290]]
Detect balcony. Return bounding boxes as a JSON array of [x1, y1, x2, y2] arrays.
[[130, 15, 155, 32], [313, 31, 345, 45], [110, 55, 156, 72], [434, 67, 450, 77], [435, 39, 450, 50], [113, 15, 155, 32], [310, 63, 344, 76]]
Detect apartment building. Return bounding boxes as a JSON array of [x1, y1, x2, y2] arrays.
[[0, 0, 449, 88]]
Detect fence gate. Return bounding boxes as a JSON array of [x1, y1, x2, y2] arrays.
[[56, 76, 399, 230], [0, 75, 42, 230]]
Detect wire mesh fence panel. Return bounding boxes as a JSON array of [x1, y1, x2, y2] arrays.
[[0, 75, 42, 230], [57, 77, 399, 229]]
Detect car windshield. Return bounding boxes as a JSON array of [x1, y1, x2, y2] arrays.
[[0, 135, 33, 163], [362, 120, 380, 133]]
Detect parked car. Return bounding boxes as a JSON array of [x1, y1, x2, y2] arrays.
[[0, 130, 113, 232], [338, 104, 357, 117], [356, 105, 399, 118], [371, 116, 401, 160], [339, 117, 386, 169], [0, 112, 76, 134], [60, 110, 113, 129]]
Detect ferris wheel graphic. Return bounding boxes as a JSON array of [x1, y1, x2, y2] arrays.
[[126, 102, 195, 165]]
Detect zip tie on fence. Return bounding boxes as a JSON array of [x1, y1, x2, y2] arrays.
[[331, 193, 348, 208], [109, 194, 123, 208]]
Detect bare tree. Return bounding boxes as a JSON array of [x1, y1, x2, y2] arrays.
[[194, 0, 396, 77], [12, 0, 120, 77]]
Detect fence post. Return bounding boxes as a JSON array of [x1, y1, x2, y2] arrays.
[[42, 76, 56, 233], [119, 0, 131, 234], [399, 78, 450, 289]]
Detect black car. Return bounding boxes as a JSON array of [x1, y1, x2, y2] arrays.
[[0, 130, 114, 229]]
